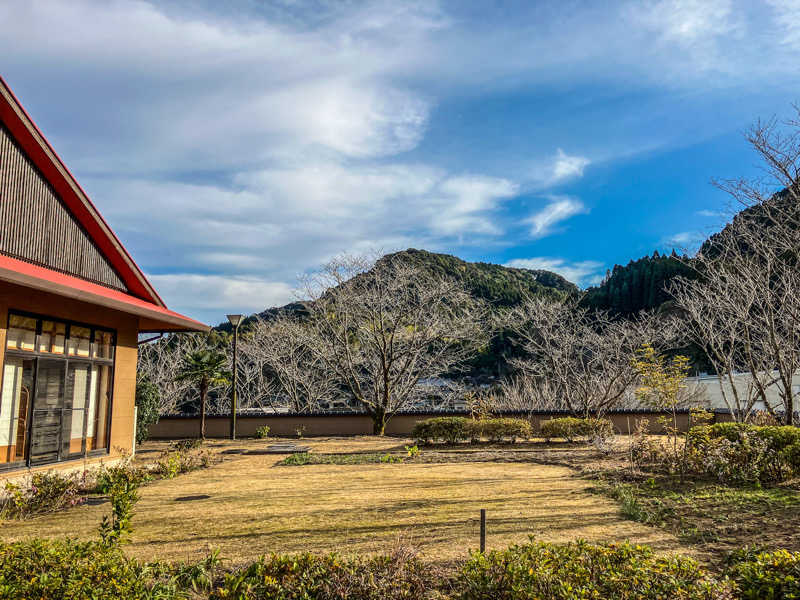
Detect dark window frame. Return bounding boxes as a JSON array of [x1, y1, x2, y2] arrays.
[[0, 310, 116, 472]]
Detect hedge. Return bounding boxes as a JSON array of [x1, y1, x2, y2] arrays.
[[540, 417, 614, 442], [726, 548, 800, 600], [412, 417, 532, 444], [459, 539, 731, 599], [8, 536, 800, 599]]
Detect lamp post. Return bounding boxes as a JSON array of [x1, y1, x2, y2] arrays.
[[226, 314, 244, 440]]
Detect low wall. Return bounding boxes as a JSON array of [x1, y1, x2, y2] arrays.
[[147, 410, 734, 439]]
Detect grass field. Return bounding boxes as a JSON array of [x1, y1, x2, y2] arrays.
[[0, 436, 688, 564]]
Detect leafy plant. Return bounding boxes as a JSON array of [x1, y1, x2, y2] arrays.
[[540, 417, 613, 443], [98, 463, 142, 546], [726, 548, 800, 599], [175, 348, 229, 440], [295, 425, 307, 439], [255, 425, 271, 439], [468, 417, 532, 443], [459, 539, 732, 599], [412, 416, 471, 445], [1, 471, 86, 520], [135, 372, 161, 445], [405, 444, 420, 458]]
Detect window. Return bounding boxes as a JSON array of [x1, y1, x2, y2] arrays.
[[1, 312, 115, 468], [6, 315, 36, 352]]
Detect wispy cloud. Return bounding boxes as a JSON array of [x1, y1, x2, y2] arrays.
[[505, 257, 605, 287], [526, 196, 588, 238], [551, 149, 591, 182], [662, 230, 706, 250]]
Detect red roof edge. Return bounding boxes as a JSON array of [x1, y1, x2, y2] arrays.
[[0, 75, 166, 307], [0, 254, 209, 333]]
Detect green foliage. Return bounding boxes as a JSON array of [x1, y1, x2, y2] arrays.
[[582, 251, 695, 316], [405, 444, 420, 458], [727, 549, 800, 600], [135, 372, 161, 445], [458, 539, 731, 599], [0, 471, 86, 519], [279, 452, 408, 466], [152, 447, 214, 479], [0, 539, 185, 600], [540, 417, 613, 442], [468, 418, 533, 443], [218, 549, 436, 600], [688, 423, 800, 484], [98, 461, 142, 546], [255, 425, 271, 439], [412, 417, 534, 445], [412, 416, 472, 444]]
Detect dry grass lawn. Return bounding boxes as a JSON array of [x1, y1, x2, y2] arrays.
[[0, 436, 691, 563]]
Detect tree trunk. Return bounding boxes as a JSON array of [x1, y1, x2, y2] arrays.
[[372, 408, 387, 436], [786, 393, 794, 426], [199, 378, 208, 439]]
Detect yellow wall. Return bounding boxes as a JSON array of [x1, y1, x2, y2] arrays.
[[0, 280, 138, 475]]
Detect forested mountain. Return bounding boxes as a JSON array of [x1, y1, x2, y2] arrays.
[[383, 249, 578, 305], [581, 251, 696, 315], [215, 249, 577, 376]]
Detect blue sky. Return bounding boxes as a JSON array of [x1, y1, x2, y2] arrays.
[[2, 0, 799, 324]]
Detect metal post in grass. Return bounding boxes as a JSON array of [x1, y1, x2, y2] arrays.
[[227, 313, 243, 440], [480, 508, 486, 553]]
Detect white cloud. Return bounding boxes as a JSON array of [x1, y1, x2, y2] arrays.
[[526, 196, 588, 238], [767, 0, 800, 49], [696, 209, 724, 218], [630, 0, 737, 44], [505, 257, 605, 287], [662, 230, 706, 250], [551, 149, 591, 182], [146, 274, 294, 321]]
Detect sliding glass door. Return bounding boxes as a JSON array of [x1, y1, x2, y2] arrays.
[[0, 312, 115, 470]]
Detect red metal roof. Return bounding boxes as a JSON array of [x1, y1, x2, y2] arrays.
[[0, 76, 208, 333]]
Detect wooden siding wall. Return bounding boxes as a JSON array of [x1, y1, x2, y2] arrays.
[[0, 124, 127, 291]]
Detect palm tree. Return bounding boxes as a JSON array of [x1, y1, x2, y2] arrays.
[[175, 348, 229, 439]]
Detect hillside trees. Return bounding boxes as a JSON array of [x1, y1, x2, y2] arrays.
[[502, 298, 680, 417], [670, 108, 800, 424], [300, 254, 489, 434]]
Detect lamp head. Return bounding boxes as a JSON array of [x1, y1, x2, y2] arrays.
[[226, 314, 244, 328]]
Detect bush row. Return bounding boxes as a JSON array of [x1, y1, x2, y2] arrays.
[[1, 445, 216, 520], [540, 417, 614, 442], [687, 423, 800, 484], [6, 537, 799, 599], [412, 417, 532, 444]]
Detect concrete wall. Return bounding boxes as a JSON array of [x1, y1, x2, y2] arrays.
[[0, 280, 138, 475], [149, 410, 734, 439]]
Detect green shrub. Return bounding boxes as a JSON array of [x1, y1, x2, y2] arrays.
[[98, 461, 143, 546], [688, 423, 800, 483], [218, 548, 436, 600], [540, 417, 613, 442], [255, 425, 271, 439], [459, 539, 731, 599], [727, 548, 800, 600], [0, 539, 183, 599], [135, 373, 161, 445], [470, 418, 532, 443], [412, 416, 471, 444], [1, 471, 86, 520], [152, 447, 214, 479]]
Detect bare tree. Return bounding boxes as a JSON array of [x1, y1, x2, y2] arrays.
[[239, 314, 340, 413], [301, 253, 489, 434], [502, 297, 679, 417], [671, 107, 800, 424]]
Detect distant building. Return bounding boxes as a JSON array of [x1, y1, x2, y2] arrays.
[[0, 77, 208, 475]]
